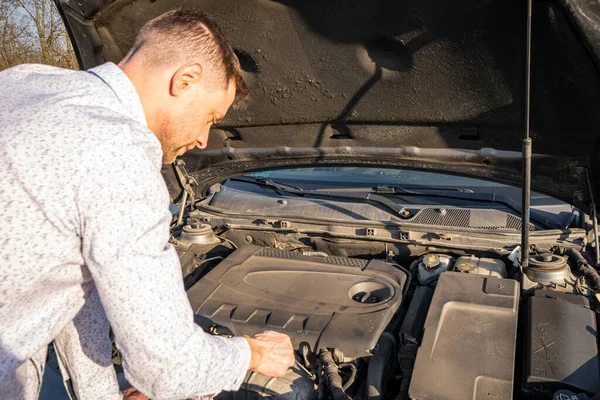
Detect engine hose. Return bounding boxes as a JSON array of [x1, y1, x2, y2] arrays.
[[317, 362, 325, 400], [396, 333, 419, 400], [338, 363, 357, 391], [367, 332, 396, 400], [553, 246, 600, 290], [318, 348, 351, 400]]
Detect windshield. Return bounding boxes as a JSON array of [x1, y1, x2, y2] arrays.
[[211, 167, 577, 230]]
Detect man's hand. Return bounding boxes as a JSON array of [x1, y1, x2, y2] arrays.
[[244, 331, 295, 378]]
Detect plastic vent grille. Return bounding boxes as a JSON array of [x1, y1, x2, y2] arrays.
[[507, 214, 531, 230], [255, 248, 301, 259], [255, 248, 368, 268], [390, 208, 535, 231], [412, 208, 471, 227], [324, 257, 368, 268]]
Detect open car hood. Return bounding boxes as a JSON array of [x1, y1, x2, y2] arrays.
[[55, 0, 600, 212]]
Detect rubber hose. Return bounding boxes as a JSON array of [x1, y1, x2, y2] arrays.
[[338, 363, 357, 391], [317, 362, 325, 400], [397, 336, 418, 400], [319, 348, 351, 400], [553, 246, 600, 290], [367, 332, 396, 400]]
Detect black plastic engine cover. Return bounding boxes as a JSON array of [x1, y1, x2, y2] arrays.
[[523, 291, 600, 396], [186, 245, 408, 358], [409, 272, 520, 400]]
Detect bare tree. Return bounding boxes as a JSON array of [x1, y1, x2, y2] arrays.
[[0, 0, 77, 71], [0, 1, 31, 69]]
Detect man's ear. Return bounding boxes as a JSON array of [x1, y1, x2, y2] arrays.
[[170, 62, 203, 97]]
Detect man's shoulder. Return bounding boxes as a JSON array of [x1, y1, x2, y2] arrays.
[[0, 63, 162, 170], [0, 64, 114, 114], [1, 63, 73, 74], [0, 64, 146, 141], [0, 63, 81, 84]]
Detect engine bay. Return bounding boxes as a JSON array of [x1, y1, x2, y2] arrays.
[[174, 222, 600, 400]]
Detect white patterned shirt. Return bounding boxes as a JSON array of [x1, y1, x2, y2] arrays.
[[0, 62, 250, 399]]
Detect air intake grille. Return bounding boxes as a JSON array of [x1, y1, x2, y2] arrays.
[[256, 248, 301, 259], [324, 257, 368, 268], [391, 208, 535, 231], [255, 247, 368, 267]]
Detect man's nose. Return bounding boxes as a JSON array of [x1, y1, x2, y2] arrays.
[[196, 128, 210, 149]]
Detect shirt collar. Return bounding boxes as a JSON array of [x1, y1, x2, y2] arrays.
[[87, 62, 148, 128]]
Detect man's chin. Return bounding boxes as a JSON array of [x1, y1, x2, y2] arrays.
[[163, 153, 178, 165], [162, 146, 190, 164]]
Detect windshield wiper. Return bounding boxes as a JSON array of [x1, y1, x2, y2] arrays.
[[229, 176, 412, 218], [375, 185, 559, 229], [230, 176, 305, 194], [229, 177, 559, 228], [373, 184, 474, 194]]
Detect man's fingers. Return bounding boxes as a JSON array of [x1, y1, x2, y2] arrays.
[[246, 331, 295, 378], [254, 330, 290, 340], [122, 387, 150, 400]]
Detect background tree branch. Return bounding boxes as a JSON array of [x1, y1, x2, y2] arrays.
[[0, 0, 77, 70]]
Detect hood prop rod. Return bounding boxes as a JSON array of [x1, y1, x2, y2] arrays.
[[521, 0, 533, 271], [585, 169, 600, 267]]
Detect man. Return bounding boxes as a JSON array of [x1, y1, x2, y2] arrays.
[[0, 8, 295, 400]]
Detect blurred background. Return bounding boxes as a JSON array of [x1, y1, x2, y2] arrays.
[[0, 0, 76, 71]]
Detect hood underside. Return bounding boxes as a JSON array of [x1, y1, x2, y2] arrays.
[[56, 0, 600, 209]]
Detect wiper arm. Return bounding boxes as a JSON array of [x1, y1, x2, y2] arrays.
[[322, 184, 552, 227], [230, 176, 305, 194], [375, 188, 560, 229], [230, 177, 559, 228], [374, 185, 474, 194], [229, 176, 412, 218]]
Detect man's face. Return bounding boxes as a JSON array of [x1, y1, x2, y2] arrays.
[[158, 76, 236, 164]]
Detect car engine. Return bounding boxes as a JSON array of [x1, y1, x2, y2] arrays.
[[176, 223, 600, 400], [187, 245, 409, 359]]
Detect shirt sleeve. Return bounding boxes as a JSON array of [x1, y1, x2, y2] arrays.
[[77, 134, 251, 400], [53, 287, 122, 400]]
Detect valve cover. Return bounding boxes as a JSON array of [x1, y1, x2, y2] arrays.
[[186, 245, 408, 358]]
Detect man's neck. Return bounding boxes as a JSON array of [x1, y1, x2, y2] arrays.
[[118, 61, 162, 132]]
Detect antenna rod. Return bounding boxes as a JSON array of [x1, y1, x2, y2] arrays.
[[521, 0, 533, 270]]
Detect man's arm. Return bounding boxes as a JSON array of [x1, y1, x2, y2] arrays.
[[53, 288, 122, 400], [77, 139, 292, 399]]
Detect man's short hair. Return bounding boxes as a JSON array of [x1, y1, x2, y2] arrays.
[[125, 8, 249, 104]]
